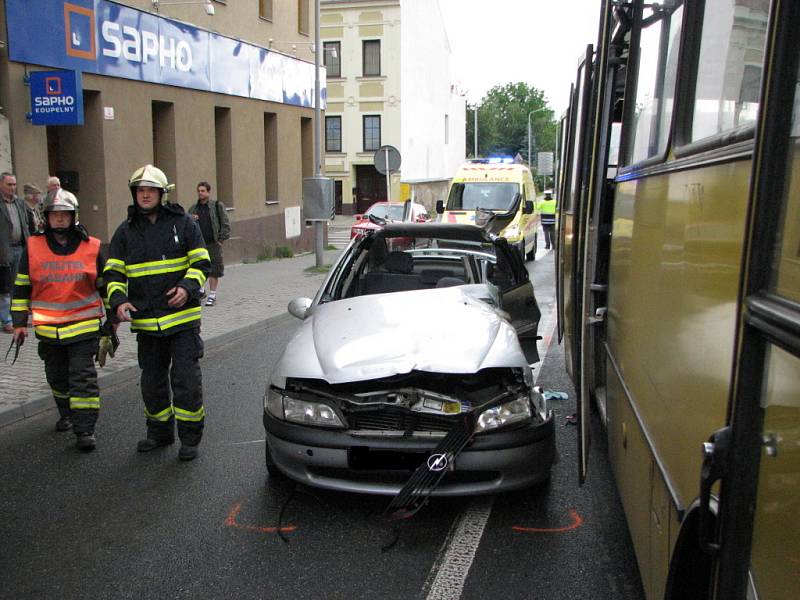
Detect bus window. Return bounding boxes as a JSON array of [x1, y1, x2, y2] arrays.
[[771, 72, 800, 303], [628, 1, 683, 164], [690, 0, 769, 142]]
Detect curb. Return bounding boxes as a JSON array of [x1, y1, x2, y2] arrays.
[[0, 310, 295, 430]]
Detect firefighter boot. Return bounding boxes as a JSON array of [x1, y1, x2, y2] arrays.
[[75, 433, 96, 452], [137, 437, 175, 452], [178, 443, 199, 461], [55, 417, 72, 432]]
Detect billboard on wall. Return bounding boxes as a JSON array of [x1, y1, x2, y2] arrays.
[[6, 0, 326, 109]]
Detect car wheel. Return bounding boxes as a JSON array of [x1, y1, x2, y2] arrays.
[[265, 441, 288, 480], [526, 233, 537, 262]]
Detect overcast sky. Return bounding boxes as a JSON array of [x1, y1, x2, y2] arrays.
[[438, 0, 603, 115]]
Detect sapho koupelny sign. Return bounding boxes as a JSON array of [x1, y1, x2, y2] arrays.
[[7, 0, 325, 109], [29, 70, 84, 126]]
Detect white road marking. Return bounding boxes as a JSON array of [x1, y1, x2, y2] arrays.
[[422, 312, 558, 600], [230, 439, 266, 446]]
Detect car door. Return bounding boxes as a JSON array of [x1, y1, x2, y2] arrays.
[[493, 240, 541, 363]]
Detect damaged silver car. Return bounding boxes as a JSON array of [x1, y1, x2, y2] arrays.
[[263, 223, 555, 496]]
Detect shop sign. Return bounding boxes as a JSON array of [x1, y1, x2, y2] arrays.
[[29, 70, 84, 126], [6, 0, 324, 109]]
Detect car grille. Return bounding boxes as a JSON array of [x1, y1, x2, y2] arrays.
[[344, 406, 459, 433]]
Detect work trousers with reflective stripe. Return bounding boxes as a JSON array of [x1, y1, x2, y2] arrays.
[[137, 328, 204, 446], [38, 338, 100, 435]]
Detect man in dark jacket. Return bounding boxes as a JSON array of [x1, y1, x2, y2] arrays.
[[0, 172, 30, 332], [188, 181, 230, 307], [104, 165, 210, 461]]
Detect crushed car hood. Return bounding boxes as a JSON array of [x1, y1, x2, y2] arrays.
[[271, 285, 529, 386]]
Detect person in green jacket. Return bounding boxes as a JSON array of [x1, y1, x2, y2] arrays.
[[537, 191, 557, 250]]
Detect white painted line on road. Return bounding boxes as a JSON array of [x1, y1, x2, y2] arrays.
[[421, 496, 494, 600], [421, 311, 558, 600], [230, 439, 266, 446]]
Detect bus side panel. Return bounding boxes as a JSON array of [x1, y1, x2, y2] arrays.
[[606, 365, 654, 597], [607, 163, 747, 510]]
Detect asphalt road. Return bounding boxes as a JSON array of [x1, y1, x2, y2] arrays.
[[0, 252, 644, 600]]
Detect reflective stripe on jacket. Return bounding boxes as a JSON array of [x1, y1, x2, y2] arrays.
[[105, 203, 210, 336]]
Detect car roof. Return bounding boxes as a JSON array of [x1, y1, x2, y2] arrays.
[[375, 222, 492, 242]]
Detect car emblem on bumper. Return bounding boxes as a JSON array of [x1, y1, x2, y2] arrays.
[[427, 453, 448, 472]]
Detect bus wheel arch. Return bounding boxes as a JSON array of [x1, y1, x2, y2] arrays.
[[664, 499, 717, 600]]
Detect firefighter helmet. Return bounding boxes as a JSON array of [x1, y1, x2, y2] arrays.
[[128, 164, 174, 204], [43, 189, 79, 212]]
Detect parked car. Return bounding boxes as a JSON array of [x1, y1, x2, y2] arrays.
[[350, 201, 430, 238], [263, 222, 554, 496]]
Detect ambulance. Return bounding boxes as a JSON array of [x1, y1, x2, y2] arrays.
[[436, 158, 540, 261]]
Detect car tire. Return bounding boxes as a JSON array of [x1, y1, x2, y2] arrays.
[[526, 233, 538, 262], [265, 441, 288, 480]]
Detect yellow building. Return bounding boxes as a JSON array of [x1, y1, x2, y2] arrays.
[[321, 0, 465, 215]]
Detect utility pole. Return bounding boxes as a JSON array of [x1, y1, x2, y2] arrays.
[[473, 104, 478, 158], [313, 0, 323, 266]]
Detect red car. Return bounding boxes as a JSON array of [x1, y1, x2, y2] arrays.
[[350, 202, 430, 239]]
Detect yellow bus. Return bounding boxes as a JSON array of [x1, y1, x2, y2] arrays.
[[557, 1, 799, 598]]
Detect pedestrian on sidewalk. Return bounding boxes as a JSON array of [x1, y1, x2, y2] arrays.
[[22, 183, 45, 233], [537, 190, 557, 250], [0, 172, 30, 333], [105, 165, 210, 461], [187, 181, 230, 307], [11, 190, 111, 451]]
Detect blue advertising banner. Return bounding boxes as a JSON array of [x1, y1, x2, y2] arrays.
[[30, 70, 84, 126], [6, 0, 324, 109]]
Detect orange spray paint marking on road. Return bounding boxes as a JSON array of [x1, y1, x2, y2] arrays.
[[225, 502, 297, 534], [512, 509, 584, 533]]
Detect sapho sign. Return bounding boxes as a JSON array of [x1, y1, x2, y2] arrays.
[[29, 70, 84, 126]]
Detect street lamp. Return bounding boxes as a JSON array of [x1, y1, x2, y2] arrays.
[[527, 106, 548, 172], [152, 0, 215, 15]]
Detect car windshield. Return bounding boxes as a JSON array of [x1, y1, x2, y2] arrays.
[[367, 204, 405, 220], [446, 182, 519, 211], [320, 229, 521, 303]]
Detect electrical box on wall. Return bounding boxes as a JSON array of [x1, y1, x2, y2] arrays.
[[302, 176, 333, 221]]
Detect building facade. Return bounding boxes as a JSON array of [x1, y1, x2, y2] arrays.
[[321, 0, 464, 215], [0, 0, 325, 262]]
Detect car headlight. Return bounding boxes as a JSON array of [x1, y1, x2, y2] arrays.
[[266, 388, 345, 428], [474, 397, 532, 433]]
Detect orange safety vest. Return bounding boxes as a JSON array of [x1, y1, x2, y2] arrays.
[[27, 236, 104, 326]]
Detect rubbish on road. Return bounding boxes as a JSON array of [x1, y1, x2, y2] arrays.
[[565, 413, 578, 426], [541, 390, 569, 401]]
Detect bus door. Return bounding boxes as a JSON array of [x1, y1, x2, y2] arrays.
[[558, 45, 594, 398], [698, 2, 800, 598], [556, 109, 570, 345], [577, 0, 630, 481]]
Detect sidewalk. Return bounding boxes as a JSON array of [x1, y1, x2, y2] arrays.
[[0, 246, 344, 429]]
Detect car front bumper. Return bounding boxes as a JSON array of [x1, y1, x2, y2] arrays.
[[263, 410, 555, 496]]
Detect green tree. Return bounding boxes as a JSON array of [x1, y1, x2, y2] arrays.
[[466, 83, 557, 175]]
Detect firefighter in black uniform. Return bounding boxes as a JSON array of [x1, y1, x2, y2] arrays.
[[11, 190, 111, 451], [104, 165, 210, 461]]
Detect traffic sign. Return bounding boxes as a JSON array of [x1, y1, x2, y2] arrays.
[[374, 145, 401, 174]]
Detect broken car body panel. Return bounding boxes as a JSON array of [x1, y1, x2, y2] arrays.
[[263, 223, 554, 495]]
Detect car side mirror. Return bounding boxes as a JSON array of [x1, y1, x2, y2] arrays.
[[435, 200, 444, 214], [288, 297, 313, 320], [354, 214, 363, 221], [523, 200, 534, 214]]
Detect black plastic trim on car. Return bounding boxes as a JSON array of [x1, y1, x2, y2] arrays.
[[263, 409, 555, 452]]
